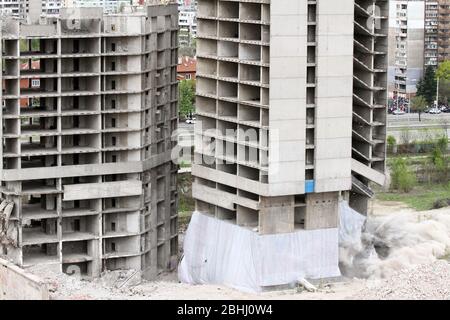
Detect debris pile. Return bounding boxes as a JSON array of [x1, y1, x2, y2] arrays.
[[354, 260, 450, 300], [28, 264, 144, 299]]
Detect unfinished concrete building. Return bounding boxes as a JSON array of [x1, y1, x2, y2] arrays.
[[185, 0, 388, 286], [352, 0, 388, 213], [0, 3, 179, 279]]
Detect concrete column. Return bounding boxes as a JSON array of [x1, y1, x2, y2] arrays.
[[305, 192, 339, 230], [259, 196, 295, 235]]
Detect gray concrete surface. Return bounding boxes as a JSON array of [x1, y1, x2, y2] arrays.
[[0, 3, 179, 280], [0, 258, 49, 300]]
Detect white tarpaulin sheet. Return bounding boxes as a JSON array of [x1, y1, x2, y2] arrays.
[[339, 201, 366, 246], [178, 212, 341, 293]]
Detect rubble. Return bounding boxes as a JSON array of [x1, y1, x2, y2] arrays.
[[353, 260, 450, 300]]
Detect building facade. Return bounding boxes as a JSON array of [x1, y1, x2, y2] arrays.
[[177, 56, 196, 80], [424, 0, 439, 67], [0, 4, 179, 279], [0, 0, 63, 19], [388, 0, 424, 97], [63, 0, 141, 14], [178, 9, 197, 46], [0, 0, 28, 18], [193, 0, 387, 235], [41, 0, 63, 16], [424, 0, 450, 68]]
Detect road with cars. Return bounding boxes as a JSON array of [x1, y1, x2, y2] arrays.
[[176, 114, 450, 150]]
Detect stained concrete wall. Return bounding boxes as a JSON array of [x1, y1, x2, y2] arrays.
[[0, 258, 49, 300]]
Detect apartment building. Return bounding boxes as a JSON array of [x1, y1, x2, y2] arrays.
[[0, 3, 179, 279], [176, 0, 197, 46], [178, 9, 197, 46], [424, 0, 450, 68], [185, 0, 388, 286], [436, 0, 450, 63], [0, 0, 27, 18], [41, 0, 62, 16], [388, 0, 424, 96], [62, 0, 140, 13], [424, 0, 439, 67], [0, 0, 62, 18]]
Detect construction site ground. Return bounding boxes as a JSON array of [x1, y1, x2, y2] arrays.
[[27, 200, 450, 300]]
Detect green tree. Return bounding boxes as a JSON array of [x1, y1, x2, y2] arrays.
[[390, 158, 416, 193], [430, 146, 448, 182], [410, 95, 428, 122], [436, 61, 450, 104], [387, 135, 396, 155], [436, 60, 450, 80], [179, 79, 196, 118], [439, 78, 450, 105], [417, 66, 437, 106]]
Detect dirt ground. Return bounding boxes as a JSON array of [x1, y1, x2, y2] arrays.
[[27, 200, 450, 300], [29, 264, 368, 300]]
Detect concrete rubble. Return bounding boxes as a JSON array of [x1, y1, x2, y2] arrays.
[[354, 260, 450, 300]]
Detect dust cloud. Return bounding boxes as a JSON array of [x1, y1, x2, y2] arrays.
[[339, 202, 450, 279]]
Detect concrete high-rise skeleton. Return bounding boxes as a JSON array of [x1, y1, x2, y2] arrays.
[[185, 0, 388, 287], [0, 2, 179, 279]]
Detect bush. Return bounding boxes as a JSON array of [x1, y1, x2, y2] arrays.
[[433, 199, 450, 209], [430, 146, 448, 182], [436, 136, 448, 154], [390, 158, 416, 192], [387, 135, 396, 154]]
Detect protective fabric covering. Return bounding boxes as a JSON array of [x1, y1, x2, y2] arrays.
[[338, 201, 366, 246], [178, 212, 341, 293]]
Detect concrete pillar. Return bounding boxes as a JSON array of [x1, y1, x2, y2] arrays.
[[304, 192, 339, 230], [259, 196, 295, 235]]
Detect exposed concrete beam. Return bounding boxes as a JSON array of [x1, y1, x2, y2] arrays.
[[63, 180, 142, 201], [351, 158, 385, 186], [2, 151, 174, 181]]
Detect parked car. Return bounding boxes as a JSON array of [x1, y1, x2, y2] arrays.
[[429, 108, 442, 114], [393, 109, 406, 115], [185, 116, 197, 124]]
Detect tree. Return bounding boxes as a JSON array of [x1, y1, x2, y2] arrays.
[[390, 158, 416, 193], [439, 79, 450, 105], [179, 79, 196, 118], [410, 95, 428, 121], [436, 60, 450, 81], [430, 146, 449, 183], [436, 60, 450, 104], [417, 66, 437, 106], [387, 135, 397, 155]]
